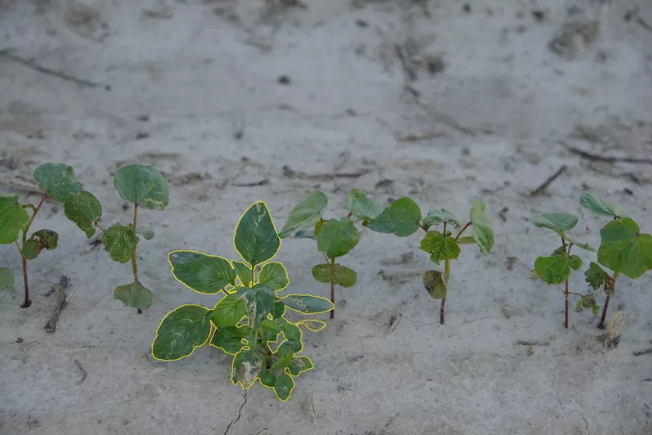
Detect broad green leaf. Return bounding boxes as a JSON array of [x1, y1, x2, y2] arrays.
[[294, 229, 316, 239], [168, 250, 236, 294], [152, 304, 211, 361], [534, 255, 571, 285], [282, 294, 334, 314], [317, 218, 360, 259], [598, 217, 652, 279], [365, 197, 421, 237], [210, 325, 250, 355], [103, 224, 139, 263], [279, 191, 328, 238], [420, 232, 460, 264], [422, 209, 461, 229], [114, 281, 153, 310], [271, 299, 286, 319], [234, 202, 280, 266], [259, 262, 289, 291], [0, 195, 29, 244], [210, 293, 246, 328], [64, 191, 102, 238], [136, 227, 155, 240], [232, 261, 252, 287], [580, 192, 625, 218], [281, 322, 302, 345], [565, 236, 596, 252], [346, 189, 381, 221], [0, 268, 13, 291], [423, 270, 446, 299], [569, 255, 582, 271], [456, 236, 475, 245], [312, 264, 357, 287], [232, 348, 262, 389], [260, 319, 282, 335], [33, 163, 82, 202], [585, 262, 607, 289], [114, 164, 169, 210], [274, 371, 295, 401], [288, 356, 313, 377], [531, 213, 578, 237], [470, 200, 494, 254], [22, 229, 58, 260], [241, 286, 276, 326], [259, 365, 277, 388]]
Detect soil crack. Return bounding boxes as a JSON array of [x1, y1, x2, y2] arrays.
[[224, 391, 247, 435]]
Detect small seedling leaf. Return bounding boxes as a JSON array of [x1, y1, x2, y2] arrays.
[[531, 213, 578, 237], [580, 192, 625, 218], [0, 195, 29, 244], [232, 348, 262, 389], [274, 371, 295, 401], [22, 229, 58, 260], [534, 255, 571, 285], [234, 202, 280, 266], [103, 224, 139, 263], [288, 356, 313, 377], [210, 293, 246, 328], [114, 164, 169, 210], [282, 294, 334, 314], [346, 189, 381, 221], [423, 270, 447, 299], [569, 255, 582, 271], [422, 209, 461, 229], [298, 319, 327, 332], [312, 263, 357, 287], [470, 200, 493, 254], [0, 267, 13, 291], [259, 262, 289, 291], [114, 281, 153, 310], [210, 325, 250, 355], [152, 304, 212, 360], [420, 232, 460, 264], [33, 163, 83, 202], [598, 217, 652, 279], [575, 294, 596, 313], [564, 236, 596, 252], [317, 218, 360, 259], [232, 260, 252, 287], [64, 191, 102, 238], [279, 191, 328, 238], [584, 262, 607, 289], [136, 227, 155, 240], [365, 197, 421, 237], [168, 250, 236, 294]]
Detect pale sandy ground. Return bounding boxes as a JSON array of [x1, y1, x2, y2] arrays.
[[1, 0, 652, 434]]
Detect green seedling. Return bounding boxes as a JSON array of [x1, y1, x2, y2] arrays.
[[152, 201, 333, 402], [365, 198, 494, 324], [0, 163, 101, 307], [531, 212, 598, 328], [278, 189, 378, 318], [579, 192, 652, 328]]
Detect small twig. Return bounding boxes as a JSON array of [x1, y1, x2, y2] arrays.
[[633, 347, 652, 356], [73, 360, 88, 384], [231, 179, 269, 187], [44, 276, 70, 333], [514, 340, 550, 346], [564, 145, 652, 164], [529, 165, 567, 197]]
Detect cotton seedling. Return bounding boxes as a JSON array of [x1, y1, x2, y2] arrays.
[[579, 193, 652, 328], [530, 212, 599, 328], [151, 201, 333, 402], [364, 198, 494, 324], [278, 189, 380, 318]]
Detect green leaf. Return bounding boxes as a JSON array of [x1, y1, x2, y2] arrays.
[[259, 365, 277, 388], [234, 202, 280, 266], [114, 281, 153, 310], [259, 262, 289, 291], [585, 262, 607, 289], [423, 270, 447, 299], [33, 163, 82, 202], [422, 209, 461, 229], [289, 356, 313, 377], [0, 195, 29, 244], [456, 236, 476, 245], [114, 164, 169, 210], [281, 322, 302, 345], [63, 191, 102, 238], [470, 200, 493, 254], [311, 264, 357, 287], [136, 227, 155, 240], [569, 255, 582, 271], [103, 224, 138, 263], [273, 371, 295, 401], [365, 197, 421, 237], [293, 229, 316, 239], [346, 189, 381, 221], [317, 218, 360, 259], [210, 325, 250, 355], [241, 286, 276, 326], [22, 229, 58, 260], [0, 267, 13, 291], [231, 348, 262, 389], [282, 294, 334, 314], [260, 319, 282, 335], [531, 213, 578, 237], [271, 299, 286, 319], [298, 319, 327, 332], [152, 304, 212, 361], [598, 217, 652, 279], [534, 255, 571, 285], [580, 192, 625, 218], [168, 250, 236, 294], [279, 191, 328, 238], [232, 261, 252, 287], [419, 232, 460, 264], [565, 236, 596, 252], [575, 294, 597, 313], [210, 293, 246, 328]]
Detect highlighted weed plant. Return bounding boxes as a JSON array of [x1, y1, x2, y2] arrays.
[[530, 212, 598, 328], [279, 189, 379, 318], [579, 193, 652, 328], [152, 201, 333, 402]]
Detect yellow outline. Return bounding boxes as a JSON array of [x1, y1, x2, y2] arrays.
[[208, 295, 246, 331], [209, 323, 250, 356], [280, 294, 335, 315], [259, 261, 290, 291], [231, 260, 252, 287], [232, 201, 282, 268], [167, 249, 236, 295], [151, 303, 213, 362], [297, 319, 327, 332]]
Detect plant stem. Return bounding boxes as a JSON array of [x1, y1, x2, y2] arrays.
[[251, 264, 256, 285], [131, 203, 142, 313], [441, 258, 451, 324], [330, 257, 335, 320], [598, 272, 620, 329], [418, 222, 428, 232], [454, 222, 472, 241], [564, 279, 569, 329], [18, 193, 47, 308]]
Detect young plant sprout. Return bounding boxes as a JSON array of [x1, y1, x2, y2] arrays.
[[579, 193, 652, 328], [152, 202, 333, 402], [278, 189, 379, 318], [364, 198, 494, 324], [0, 163, 102, 307], [531, 212, 598, 328]]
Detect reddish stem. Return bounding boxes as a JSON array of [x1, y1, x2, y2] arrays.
[[19, 193, 47, 308], [329, 257, 335, 320], [564, 279, 569, 329], [598, 296, 610, 329], [440, 297, 446, 325], [418, 222, 428, 232], [454, 222, 472, 240], [132, 203, 142, 314], [346, 212, 353, 218], [20, 255, 30, 308]]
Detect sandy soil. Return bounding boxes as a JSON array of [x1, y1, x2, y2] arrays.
[[1, 0, 652, 434]]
